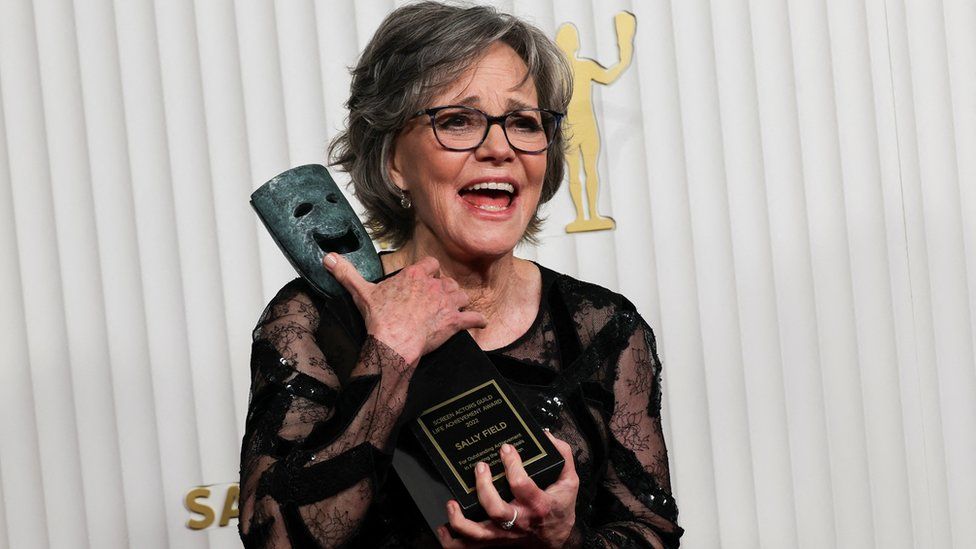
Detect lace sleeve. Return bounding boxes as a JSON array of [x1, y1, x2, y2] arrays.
[[580, 321, 683, 549], [239, 283, 411, 548]]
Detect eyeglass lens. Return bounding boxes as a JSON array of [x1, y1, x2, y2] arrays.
[[431, 107, 557, 152]]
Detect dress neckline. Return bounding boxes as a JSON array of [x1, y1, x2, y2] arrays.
[[376, 252, 557, 354], [484, 261, 557, 353]]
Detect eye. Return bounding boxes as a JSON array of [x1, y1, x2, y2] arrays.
[[509, 112, 544, 132], [294, 203, 313, 217], [435, 110, 478, 131]]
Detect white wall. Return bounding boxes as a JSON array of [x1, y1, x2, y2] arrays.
[[0, 0, 973, 547]]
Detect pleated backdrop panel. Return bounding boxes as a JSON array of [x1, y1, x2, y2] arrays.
[[1, 1, 974, 548]]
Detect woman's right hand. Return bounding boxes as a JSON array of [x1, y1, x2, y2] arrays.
[[324, 253, 487, 368]]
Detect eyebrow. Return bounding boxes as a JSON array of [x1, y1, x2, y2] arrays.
[[506, 98, 535, 110], [450, 95, 538, 111], [454, 95, 481, 107]]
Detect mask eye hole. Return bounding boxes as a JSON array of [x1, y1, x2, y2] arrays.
[[294, 203, 313, 217], [326, 193, 339, 204]]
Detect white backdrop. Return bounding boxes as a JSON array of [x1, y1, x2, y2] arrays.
[[1, 0, 974, 548]]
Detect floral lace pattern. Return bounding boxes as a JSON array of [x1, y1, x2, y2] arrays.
[[239, 267, 682, 548]]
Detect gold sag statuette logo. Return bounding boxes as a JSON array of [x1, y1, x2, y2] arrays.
[[185, 483, 240, 530], [557, 12, 636, 233]]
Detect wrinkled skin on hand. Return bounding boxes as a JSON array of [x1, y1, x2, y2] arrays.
[[324, 252, 487, 368], [437, 431, 579, 548]]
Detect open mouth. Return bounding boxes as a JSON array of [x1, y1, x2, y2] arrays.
[[313, 227, 361, 254], [458, 182, 516, 212]]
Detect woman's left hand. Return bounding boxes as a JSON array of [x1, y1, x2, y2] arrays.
[[436, 431, 579, 548]]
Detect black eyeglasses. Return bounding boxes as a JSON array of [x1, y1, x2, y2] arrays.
[[413, 105, 564, 154]]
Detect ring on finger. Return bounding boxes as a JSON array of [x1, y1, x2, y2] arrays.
[[499, 507, 518, 531]]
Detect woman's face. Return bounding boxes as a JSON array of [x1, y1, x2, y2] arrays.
[[389, 42, 548, 262]]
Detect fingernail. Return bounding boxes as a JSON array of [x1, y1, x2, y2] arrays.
[[543, 427, 550, 433], [476, 462, 487, 474], [501, 443, 513, 455], [324, 253, 338, 268]]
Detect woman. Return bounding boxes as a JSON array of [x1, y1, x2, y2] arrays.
[[239, 3, 682, 547]]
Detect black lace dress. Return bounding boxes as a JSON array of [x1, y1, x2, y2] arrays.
[[239, 264, 683, 548]]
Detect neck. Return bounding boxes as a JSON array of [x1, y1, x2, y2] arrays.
[[382, 234, 519, 321]]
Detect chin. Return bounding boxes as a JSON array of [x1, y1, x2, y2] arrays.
[[452, 231, 522, 260]]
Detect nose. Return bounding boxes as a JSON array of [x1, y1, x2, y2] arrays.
[[474, 122, 516, 162]]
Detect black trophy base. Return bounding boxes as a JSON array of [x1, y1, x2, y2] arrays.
[[392, 331, 563, 532]]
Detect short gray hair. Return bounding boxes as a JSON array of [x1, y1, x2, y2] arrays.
[[329, 1, 573, 247]]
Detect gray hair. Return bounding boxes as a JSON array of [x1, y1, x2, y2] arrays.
[[328, 1, 573, 247]]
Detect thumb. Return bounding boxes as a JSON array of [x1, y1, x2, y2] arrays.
[[456, 310, 488, 331], [545, 430, 578, 483], [323, 252, 371, 299]]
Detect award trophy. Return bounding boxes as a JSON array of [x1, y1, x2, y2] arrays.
[[250, 165, 563, 530]]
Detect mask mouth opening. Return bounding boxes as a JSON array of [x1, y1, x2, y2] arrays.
[[313, 227, 361, 255]]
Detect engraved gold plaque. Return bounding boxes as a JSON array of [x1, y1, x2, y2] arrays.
[[415, 380, 548, 494], [393, 332, 564, 531]]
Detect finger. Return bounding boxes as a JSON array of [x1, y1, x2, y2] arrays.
[[546, 430, 579, 485], [473, 462, 513, 525], [323, 253, 372, 298], [450, 287, 471, 310], [500, 443, 549, 519], [415, 255, 440, 277], [435, 525, 463, 549], [440, 276, 460, 293], [447, 499, 493, 541], [445, 500, 519, 543], [456, 310, 488, 330]]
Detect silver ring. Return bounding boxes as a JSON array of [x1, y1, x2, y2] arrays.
[[500, 507, 518, 530]]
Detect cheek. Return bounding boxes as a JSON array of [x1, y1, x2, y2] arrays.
[[421, 154, 466, 191], [522, 187, 544, 219], [524, 157, 548, 199], [531, 151, 549, 178], [396, 130, 462, 186]]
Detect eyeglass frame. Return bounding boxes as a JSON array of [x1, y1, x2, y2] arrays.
[[411, 105, 565, 154]]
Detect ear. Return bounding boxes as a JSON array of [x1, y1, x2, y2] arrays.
[[387, 137, 408, 192]]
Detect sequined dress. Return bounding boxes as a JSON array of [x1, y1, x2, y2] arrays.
[[239, 264, 683, 548]]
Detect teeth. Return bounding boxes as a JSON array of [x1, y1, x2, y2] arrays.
[[465, 182, 515, 194], [476, 204, 507, 211]]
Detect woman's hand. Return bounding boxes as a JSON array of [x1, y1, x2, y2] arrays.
[[324, 253, 487, 367], [436, 431, 580, 548]]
